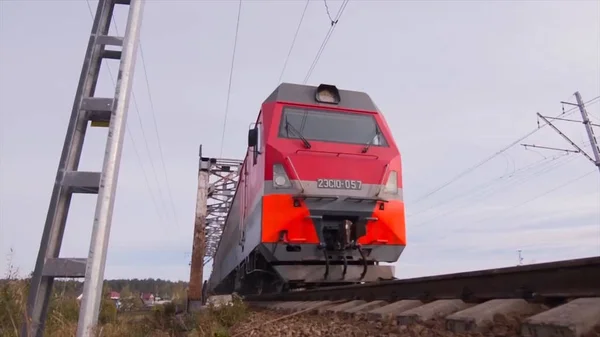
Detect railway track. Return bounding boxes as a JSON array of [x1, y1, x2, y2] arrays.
[[243, 256, 600, 337]]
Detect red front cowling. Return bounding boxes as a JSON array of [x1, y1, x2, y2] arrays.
[[266, 147, 394, 184]]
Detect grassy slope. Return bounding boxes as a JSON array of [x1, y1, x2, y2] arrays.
[[1, 271, 248, 337]]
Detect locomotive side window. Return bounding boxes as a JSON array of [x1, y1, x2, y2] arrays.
[[278, 107, 389, 147]]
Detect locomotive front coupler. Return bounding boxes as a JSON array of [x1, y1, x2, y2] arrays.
[[316, 242, 330, 279], [355, 243, 368, 280], [309, 214, 371, 282]]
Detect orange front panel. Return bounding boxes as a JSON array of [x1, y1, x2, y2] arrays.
[[262, 195, 406, 246], [261, 195, 319, 243], [360, 200, 406, 246]]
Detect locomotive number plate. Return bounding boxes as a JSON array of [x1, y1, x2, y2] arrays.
[[316, 179, 363, 190]]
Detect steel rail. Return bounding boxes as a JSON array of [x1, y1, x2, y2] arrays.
[[244, 256, 600, 303]]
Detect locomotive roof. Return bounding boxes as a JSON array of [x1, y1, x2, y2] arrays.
[[264, 83, 380, 112]]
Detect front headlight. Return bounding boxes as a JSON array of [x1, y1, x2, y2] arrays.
[[273, 164, 292, 188], [383, 171, 398, 194]]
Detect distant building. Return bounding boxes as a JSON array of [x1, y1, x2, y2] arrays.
[[109, 291, 120, 300], [76, 291, 122, 309], [109, 291, 121, 309], [140, 293, 155, 306]]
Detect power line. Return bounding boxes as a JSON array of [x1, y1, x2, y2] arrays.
[[303, 0, 350, 84], [410, 140, 595, 227], [425, 168, 597, 243], [219, 0, 243, 158], [323, 0, 337, 23], [407, 152, 571, 218], [125, 127, 164, 223], [411, 96, 600, 204], [88, 1, 172, 220], [521, 92, 600, 175], [516, 169, 595, 206], [84, 0, 166, 224], [138, 44, 181, 226], [277, 0, 310, 85], [411, 153, 573, 223], [411, 151, 583, 227], [411, 128, 541, 203]]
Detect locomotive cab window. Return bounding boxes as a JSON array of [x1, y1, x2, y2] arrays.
[[278, 107, 389, 147]]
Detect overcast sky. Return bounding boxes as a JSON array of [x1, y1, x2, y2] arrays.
[[1, 0, 599, 282]]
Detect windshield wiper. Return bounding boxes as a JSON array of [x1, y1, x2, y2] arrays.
[[361, 128, 380, 153], [285, 118, 311, 149]]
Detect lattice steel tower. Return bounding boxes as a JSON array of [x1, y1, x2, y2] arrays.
[[22, 1, 145, 336]]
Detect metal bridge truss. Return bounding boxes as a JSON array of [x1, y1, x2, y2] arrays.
[[188, 145, 242, 310], [204, 157, 243, 264]]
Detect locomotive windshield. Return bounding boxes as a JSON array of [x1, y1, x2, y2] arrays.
[[278, 107, 389, 147]]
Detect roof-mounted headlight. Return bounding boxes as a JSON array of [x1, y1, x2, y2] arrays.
[[315, 84, 340, 104]]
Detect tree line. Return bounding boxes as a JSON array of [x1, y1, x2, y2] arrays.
[[0, 277, 189, 301]]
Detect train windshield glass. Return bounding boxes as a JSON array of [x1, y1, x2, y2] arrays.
[[278, 107, 389, 146]]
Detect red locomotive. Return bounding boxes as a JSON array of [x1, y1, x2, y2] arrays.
[[207, 83, 406, 295]]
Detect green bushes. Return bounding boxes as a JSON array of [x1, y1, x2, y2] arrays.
[[208, 295, 248, 330], [0, 278, 250, 336], [99, 298, 118, 324], [0, 253, 251, 336], [0, 278, 121, 337], [0, 278, 26, 337], [147, 296, 249, 336]]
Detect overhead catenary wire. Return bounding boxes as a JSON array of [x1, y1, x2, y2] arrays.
[[411, 96, 600, 204], [409, 137, 596, 226], [411, 128, 547, 204], [411, 151, 584, 228], [106, 16, 172, 222], [219, 0, 243, 158], [413, 156, 572, 222], [277, 0, 311, 85], [303, 0, 350, 84], [138, 44, 181, 227], [415, 146, 586, 216], [455, 152, 578, 202], [407, 152, 571, 218], [426, 168, 598, 244], [124, 128, 164, 221]]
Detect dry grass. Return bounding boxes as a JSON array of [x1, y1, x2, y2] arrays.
[[0, 252, 249, 337]]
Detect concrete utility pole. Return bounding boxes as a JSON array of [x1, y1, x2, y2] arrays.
[[521, 91, 600, 174], [22, 1, 145, 336], [517, 250, 524, 266], [574, 92, 600, 174]]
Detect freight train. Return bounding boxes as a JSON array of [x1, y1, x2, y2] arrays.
[[206, 83, 406, 296]]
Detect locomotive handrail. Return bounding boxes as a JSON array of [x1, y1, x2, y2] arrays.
[[375, 163, 389, 196], [285, 156, 305, 193]]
